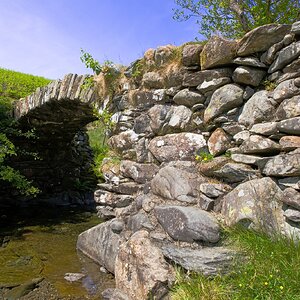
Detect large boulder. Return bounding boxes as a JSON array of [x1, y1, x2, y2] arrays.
[[222, 177, 285, 234], [115, 230, 173, 300], [148, 132, 207, 162], [204, 84, 244, 123], [154, 205, 220, 243], [238, 91, 276, 127], [151, 165, 205, 203], [200, 36, 237, 70], [77, 220, 123, 274], [237, 24, 291, 56]]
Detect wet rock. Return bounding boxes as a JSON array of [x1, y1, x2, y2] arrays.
[[77, 220, 123, 274], [173, 88, 205, 107], [200, 36, 237, 69], [237, 24, 291, 56], [151, 166, 205, 203], [204, 84, 244, 123], [182, 44, 203, 66], [64, 273, 86, 282], [120, 160, 159, 183], [282, 188, 300, 209], [183, 68, 232, 87], [249, 122, 278, 136], [240, 135, 281, 155], [197, 77, 231, 94], [213, 163, 258, 183], [161, 245, 235, 276], [238, 91, 276, 127], [279, 136, 300, 150], [277, 117, 300, 135], [102, 288, 130, 300], [259, 148, 300, 177], [200, 183, 231, 198], [115, 230, 173, 300], [222, 177, 285, 234], [269, 41, 300, 73], [208, 128, 232, 156], [154, 205, 220, 243], [233, 66, 266, 87], [148, 132, 207, 162], [273, 79, 300, 102], [276, 95, 300, 120]]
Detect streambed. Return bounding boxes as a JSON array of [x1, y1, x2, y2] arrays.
[[0, 207, 114, 299]]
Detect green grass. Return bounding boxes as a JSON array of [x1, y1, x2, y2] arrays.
[[0, 67, 51, 195], [87, 124, 109, 179], [171, 227, 300, 300]]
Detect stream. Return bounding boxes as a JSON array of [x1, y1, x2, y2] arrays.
[[0, 206, 115, 299]]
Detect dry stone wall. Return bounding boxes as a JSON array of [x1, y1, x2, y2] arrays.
[[77, 22, 300, 300]]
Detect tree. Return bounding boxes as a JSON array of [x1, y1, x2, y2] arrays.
[[173, 0, 300, 38]]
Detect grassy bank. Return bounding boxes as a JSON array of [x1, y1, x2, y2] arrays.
[[171, 227, 300, 300]]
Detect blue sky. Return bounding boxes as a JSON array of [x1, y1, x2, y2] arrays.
[[0, 0, 200, 79]]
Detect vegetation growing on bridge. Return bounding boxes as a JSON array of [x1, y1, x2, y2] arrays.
[[0, 68, 51, 196]]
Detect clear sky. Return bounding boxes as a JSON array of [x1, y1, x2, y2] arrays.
[[0, 0, 201, 80]]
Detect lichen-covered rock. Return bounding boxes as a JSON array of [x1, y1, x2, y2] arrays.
[[240, 135, 281, 155], [120, 160, 159, 183], [154, 45, 175, 66], [142, 72, 164, 89], [276, 95, 300, 120], [238, 91, 276, 126], [237, 24, 291, 56], [213, 163, 258, 183], [204, 84, 244, 123], [173, 88, 205, 107], [277, 117, 300, 135], [279, 136, 300, 150], [151, 165, 205, 203], [108, 130, 139, 152], [200, 36, 237, 70], [115, 230, 173, 300], [208, 128, 232, 156], [161, 245, 235, 276], [200, 183, 231, 198], [148, 132, 207, 162], [259, 148, 300, 177], [77, 220, 123, 274], [269, 41, 300, 73], [154, 205, 220, 243], [282, 188, 300, 209], [182, 44, 203, 66], [233, 66, 266, 87], [249, 122, 278, 136], [183, 68, 232, 87], [222, 177, 285, 234], [273, 79, 300, 102], [129, 89, 167, 109], [197, 77, 231, 94], [233, 56, 266, 68]]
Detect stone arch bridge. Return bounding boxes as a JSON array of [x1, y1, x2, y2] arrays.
[[10, 74, 101, 206]]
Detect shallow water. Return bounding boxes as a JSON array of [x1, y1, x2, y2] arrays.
[[0, 206, 115, 299]]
